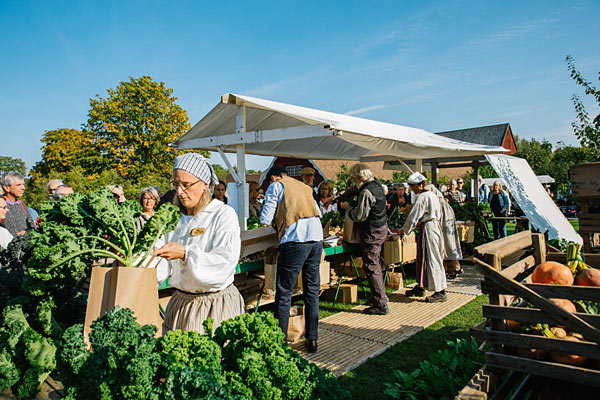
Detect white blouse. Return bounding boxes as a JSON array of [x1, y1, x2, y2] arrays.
[[155, 199, 241, 293], [0, 227, 13, 250]]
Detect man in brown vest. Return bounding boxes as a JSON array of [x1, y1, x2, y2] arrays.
[[260, 165, 323, 353]]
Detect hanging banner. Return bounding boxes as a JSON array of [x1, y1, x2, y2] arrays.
[[485, 154, 582, 244]]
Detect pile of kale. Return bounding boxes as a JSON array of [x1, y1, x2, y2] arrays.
[[0, 188, 179, 398], [57, 308, 351, 400]]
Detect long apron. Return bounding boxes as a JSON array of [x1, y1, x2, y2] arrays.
[[416, 220, 447, 292]]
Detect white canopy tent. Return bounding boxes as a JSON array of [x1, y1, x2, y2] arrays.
[[176, 93, 508, 228]]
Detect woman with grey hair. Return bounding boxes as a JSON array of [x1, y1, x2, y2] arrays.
[[136, 186, 160, 231], [339, 163, 389, 314], [153, 153, 244, 335]]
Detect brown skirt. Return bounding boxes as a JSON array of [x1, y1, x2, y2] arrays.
[[163, 284, 245, 335]]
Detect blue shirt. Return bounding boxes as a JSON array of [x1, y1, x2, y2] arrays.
[[260, 181, 323, 244]]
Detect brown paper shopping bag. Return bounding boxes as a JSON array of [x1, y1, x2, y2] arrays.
[[343, 213, 361, 244], [84, 266, 162, 342], [286, 306, 305, 343]]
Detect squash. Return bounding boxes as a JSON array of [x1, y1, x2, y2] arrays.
[[575, 267, 600, 287], [531, 261, 574, 285], [550, 298, 577, 313], [549, 327, 567, 338], [549, 336, 587, 366]]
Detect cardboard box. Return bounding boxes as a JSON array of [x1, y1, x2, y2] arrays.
[[297, 261, 331, 288], [384, 234, 417, 264], [321, 283, 358, 304]]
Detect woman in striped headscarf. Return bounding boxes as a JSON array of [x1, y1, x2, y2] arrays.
[[154, 152, 245, 335]]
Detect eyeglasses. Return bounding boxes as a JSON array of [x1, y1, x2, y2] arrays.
[[171, 180, 201, 192], [457, 181, 463, 184]]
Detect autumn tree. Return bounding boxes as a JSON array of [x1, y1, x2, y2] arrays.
[[30, 128, 102, 179], [85, 76, 195, 181], [0, 156, 27, 176], [566, 55, 600, 148]]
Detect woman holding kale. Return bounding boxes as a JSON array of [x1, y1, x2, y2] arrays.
[[153, 153, 244, 334]]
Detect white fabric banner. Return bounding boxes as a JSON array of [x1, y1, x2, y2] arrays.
[[485, 154, 582, 244]]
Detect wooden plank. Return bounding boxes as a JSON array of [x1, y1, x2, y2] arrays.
[[484, 330, 600, 359], [483, 283, 600, 302], [482, 305, 600, 329], [546, 252, 600, 268], [239, 237, 278, 258], [474, 231, 532, 261], [240, 225, 276, 246], [502, 255, 536, 280], [485, 352, 600, 387], [532, 233, 546, 266], [578, 213, 600, 233], [475, 258, 600, 344]]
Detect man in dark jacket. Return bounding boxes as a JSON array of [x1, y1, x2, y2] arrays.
[[340, 163, 389, 315]]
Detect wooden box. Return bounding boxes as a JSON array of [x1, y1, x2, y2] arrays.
[[321, 283, 358, 304], [457, 221, 476, 243], [384, 233, 417, 265], [473, 231, 600, 388], [569, 162, 600, 198]]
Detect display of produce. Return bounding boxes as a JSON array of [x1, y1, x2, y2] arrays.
[[57, 307, 350, 400]]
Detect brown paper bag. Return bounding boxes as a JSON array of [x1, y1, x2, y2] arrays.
[[286, 306, 305, 342], [84, 266, 162, 342], [343, 213, 361, 244]]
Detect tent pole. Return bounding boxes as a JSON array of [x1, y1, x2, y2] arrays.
[[431, 161, 438, 186], [236, 106, 247, 230], [473, 161, 480, 203], [415, 159, 423, 174]]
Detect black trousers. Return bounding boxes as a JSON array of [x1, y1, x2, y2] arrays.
[[274, 240, 322, 340]]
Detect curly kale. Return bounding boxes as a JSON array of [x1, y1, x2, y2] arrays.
[[215, 312, 351, 400], [152, 367, 242, 400], [157, 329, 222, 375], [0, 304, 56, 399], [59, 307, 160, 400]]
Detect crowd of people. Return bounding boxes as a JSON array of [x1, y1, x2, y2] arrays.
[[0, 158, 522, 357]]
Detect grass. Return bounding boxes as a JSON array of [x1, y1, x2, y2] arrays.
[[337, 294, 489, 400]]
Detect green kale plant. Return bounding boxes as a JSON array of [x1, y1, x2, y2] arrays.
[[0, 304, 57, 399], [58, 307, 160, 400], [321, 211, 344, 229], [214, 312, 351, 400]]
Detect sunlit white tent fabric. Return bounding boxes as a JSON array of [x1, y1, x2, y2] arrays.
[[176, 93, 508, 160], [486, 154, 582, 244]]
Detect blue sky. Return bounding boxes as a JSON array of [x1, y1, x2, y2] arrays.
[[1, 0, 599, 173]]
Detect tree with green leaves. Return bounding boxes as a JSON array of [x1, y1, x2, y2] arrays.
[[566, 55, 600, 148], [0, 156, 27, 176], [85, 76, 196, 181]]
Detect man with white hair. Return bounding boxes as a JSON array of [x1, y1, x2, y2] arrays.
[[339, 163, 389, 315], [47, 179, 63, 199], [399, 172, 447, 302], [0, 171, 36, 236]]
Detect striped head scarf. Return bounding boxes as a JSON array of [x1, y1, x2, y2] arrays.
[[173, 153, 219, 186]]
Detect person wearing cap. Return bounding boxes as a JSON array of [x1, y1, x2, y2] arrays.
[[260, 165, 323, 353], [300, 166, 319, 200], [339, 163, 389, 315], [398, 172, 447, 302], [424, 183, 463, 279], [153, 152, 244, 335]]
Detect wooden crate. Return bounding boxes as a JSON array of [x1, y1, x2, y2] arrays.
[[473, 231, 600, 389], [569, 162, 600, 199]]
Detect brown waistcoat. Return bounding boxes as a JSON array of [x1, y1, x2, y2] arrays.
[[274, 177, 320, 240]]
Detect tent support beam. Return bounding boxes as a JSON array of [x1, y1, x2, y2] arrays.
[[178, 124, 336, 149], [236, 106, 247, 230], [217, 147, 241, 183]]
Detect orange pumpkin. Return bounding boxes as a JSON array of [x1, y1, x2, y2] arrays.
[[531, 262, 574, 285], [575, 268, 600, 287]]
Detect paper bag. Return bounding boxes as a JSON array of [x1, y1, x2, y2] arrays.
[[286, 306, 305, 342], [343, 213, 361, 244], [84, 266, 162, 342]]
